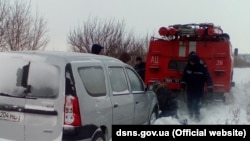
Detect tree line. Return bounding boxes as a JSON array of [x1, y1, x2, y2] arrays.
[[234, 55, 250, 68], [0, 0, 48, 51], [0, 0, 149, 65], [68, 16, 149, 65]]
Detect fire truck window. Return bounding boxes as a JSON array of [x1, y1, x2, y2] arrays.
[[126, 68, 144, 92], [168, 60, 187, 71]]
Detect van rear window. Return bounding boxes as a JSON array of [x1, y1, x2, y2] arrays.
[[168, 60, 187, 71], [0, 56, 60, 98], [28, 62, 60, 98]]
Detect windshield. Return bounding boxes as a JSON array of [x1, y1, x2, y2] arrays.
[[0, 55, 60, 98]]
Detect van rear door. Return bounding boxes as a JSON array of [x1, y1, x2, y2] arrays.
[[0, 97, 25, 141], [24, 61, 64, 141], [0, 55, 28, 141]]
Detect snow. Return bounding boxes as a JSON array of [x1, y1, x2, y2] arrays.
[[154, 68, 250, 125]]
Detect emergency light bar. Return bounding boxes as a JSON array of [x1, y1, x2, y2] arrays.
[[158, 23, 223, 37], [207, 27, 223, 36]]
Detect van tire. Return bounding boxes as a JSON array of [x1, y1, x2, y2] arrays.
[[148, 109, 158, 125], [92, 131, 105, 141]]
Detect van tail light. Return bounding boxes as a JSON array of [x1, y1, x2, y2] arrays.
[[64, 95, 81, 126]]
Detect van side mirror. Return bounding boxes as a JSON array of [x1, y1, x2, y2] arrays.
[[234, 48, 238, 56]]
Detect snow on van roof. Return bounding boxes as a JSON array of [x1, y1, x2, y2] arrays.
[[0, 50, 122, 63]]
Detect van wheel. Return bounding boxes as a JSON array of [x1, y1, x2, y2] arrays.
[[148, 110, 157, 125], [92, 131, 105, 141]]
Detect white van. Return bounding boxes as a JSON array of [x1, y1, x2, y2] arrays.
[[0, 51, 159, 141]]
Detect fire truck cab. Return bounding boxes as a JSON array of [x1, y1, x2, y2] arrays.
[[145, 23, 236, 100]]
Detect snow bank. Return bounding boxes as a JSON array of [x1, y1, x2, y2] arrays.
[[154, 68, 250, 125], [154, 116, 182, 125]]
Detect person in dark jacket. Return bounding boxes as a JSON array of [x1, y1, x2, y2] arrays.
[[181, 53, 213, 121], [188, 51, 212, 88], [134, 56, 146, 81], [91, 44, 104, 55], [189, 51, 206, 67], [152, 82, 179, 118]]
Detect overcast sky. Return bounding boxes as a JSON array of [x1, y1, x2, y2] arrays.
[[22, 0, 250, 54]]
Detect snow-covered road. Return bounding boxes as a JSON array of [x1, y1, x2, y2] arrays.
[[154, 68, 250, 125]]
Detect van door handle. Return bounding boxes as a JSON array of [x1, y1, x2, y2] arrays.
[[114, 104, 118, 108], [136, 101, 139, 104], [0, 104, 24, 112], [25, 105, 57, 115]]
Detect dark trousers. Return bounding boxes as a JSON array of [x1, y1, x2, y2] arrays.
[[187, 94, 201, 118]]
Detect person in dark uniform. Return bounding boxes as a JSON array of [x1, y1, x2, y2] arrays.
[[180, 53, 213, 121], [134, 56, 146, 81], [188, 51, 206, 67]]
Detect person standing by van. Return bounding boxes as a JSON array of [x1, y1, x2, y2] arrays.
[[91, 44, 104, 55], [180, 53, 213, 121], [134, 56, 146, 81]]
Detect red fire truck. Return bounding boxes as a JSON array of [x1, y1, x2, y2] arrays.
[[145, 23, 237, 101]]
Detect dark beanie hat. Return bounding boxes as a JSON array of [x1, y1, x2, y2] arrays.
[[136, 56, 142, 61], [188, 54, 200, 64], [188, 51, 196, 57], [91, 44, 104, 54]]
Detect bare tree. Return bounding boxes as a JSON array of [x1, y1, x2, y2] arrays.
[[68, 17, 125, 54], [0, 0, 8, 51], [68, 16, 149, 63], [28, 12, 49, 50], [68, 25, 86, 52], [0, 0, 49, 51]]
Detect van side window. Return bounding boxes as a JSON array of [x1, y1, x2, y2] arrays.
[[65, 63, 76, 96], [78, 67, 106, 96], [28, 62, 60, 98], [65, 71, 75, 96], [126, 68, 144, 92], [108, 67, 129, 94]]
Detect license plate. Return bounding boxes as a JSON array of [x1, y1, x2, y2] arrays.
[[0, 110, 22, 122]]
